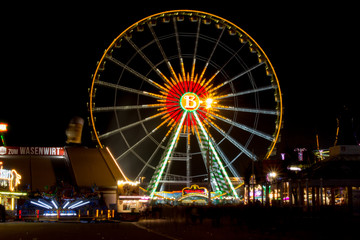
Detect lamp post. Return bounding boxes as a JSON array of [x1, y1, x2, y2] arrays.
[[268, 171, 277, 205]]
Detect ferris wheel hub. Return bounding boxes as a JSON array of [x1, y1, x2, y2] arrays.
[[180, 92, 200, 112]]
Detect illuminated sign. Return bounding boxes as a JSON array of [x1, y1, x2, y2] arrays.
[[182, 185, 207, 196], [0, 146, 65, 156], [0, 123, 8, 132], [180, 92, 200, 112], [0, 162, 21, 191]]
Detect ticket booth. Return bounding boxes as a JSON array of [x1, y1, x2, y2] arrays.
[[116, 181, 149, 221]]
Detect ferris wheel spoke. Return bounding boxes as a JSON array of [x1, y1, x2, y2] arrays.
[[116, 118, 168, 162], [126, 38, 172, 85], [148, 23, 168, 63], [215, 105, 278, 115], [135, 126, 175, 181], [96, 80, 165, 100], [199, 28, 225, 82], [207, 111, 274, 142], [92, 104, 165, 112], [205, 118, 257, 161], [106, 56, 166, 91], [148, 23, 178, 81], [205, 44, 247, 88], [98, 111, 166, 140], [118, 130, 155, 174], [191, 20, 201, 81], [173, 17, 186, 79], [214, 85, 275, 100], [210, 62, 265, 93]]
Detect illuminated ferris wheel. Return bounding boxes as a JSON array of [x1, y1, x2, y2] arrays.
[[89, 10, 282, 198]]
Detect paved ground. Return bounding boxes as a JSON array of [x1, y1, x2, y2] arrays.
[[0, 221, 172, 240], [1, 212, 360, 240], [137, 217, 360, 240]]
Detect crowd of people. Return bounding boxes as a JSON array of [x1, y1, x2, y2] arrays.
[[137, 203, 359, 240], [140, 202, 356, 227]]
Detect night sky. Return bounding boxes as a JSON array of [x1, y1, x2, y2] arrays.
[[1, 2, 359, 151]]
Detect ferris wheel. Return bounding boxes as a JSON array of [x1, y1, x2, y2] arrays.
[[89, 10, 282, 198]]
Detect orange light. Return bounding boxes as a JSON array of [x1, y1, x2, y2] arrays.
[[0, 123, 7, 132]]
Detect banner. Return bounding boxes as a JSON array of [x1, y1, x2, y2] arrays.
[[0, 146, 65, 156]]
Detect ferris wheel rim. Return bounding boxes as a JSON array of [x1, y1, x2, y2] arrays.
[[89, 10, 283, 194]]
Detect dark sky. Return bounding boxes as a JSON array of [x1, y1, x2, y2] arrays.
[[1, 2, 359, 150]]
